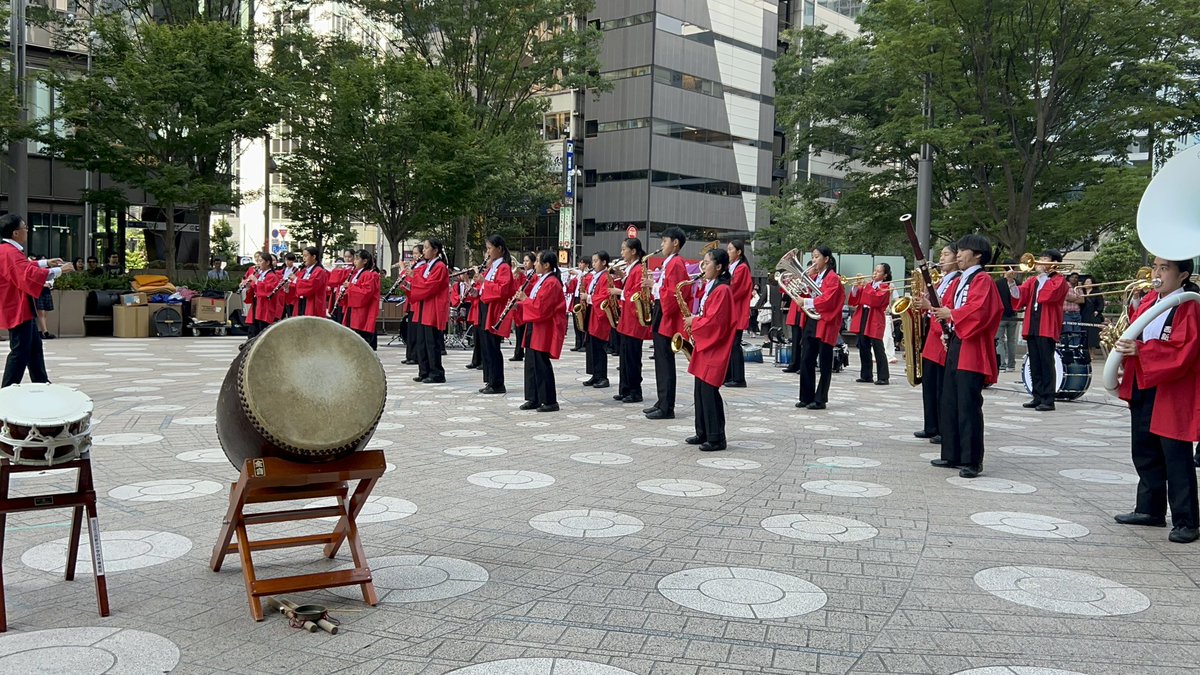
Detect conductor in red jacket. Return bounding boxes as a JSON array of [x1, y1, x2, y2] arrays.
[[1006, 250, 1069, 411], [848, 263, 893, 385], [929, 234, 1003, 478], [293, 246, 329, 317], [647, 227, 691, 420], [723, 240, 752, 388], [797, 246, 846, 410], [513, 250, 567, 413], [339, 250, 381, 350], [0, 215, 73, 387], [407, 238, 450, 383], [1114, 258, 1200, 543], [686, 248, 737, 452]]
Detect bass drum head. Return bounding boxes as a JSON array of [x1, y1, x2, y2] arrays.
[[237, 317, 387, 455], [1021, 352, 1064, 395], [0, 383, 93, 427]]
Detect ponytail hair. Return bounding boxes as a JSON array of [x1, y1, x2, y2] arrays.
[[815, 245, 836, 273], [622, 237, 645, 258], [485, 234, 511, 266], [424, 238, 448, 267], [356, 249, 376, 271], [537, 249, 561, 283], [708, 248, 732, 284]]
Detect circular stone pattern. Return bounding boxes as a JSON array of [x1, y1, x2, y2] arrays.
[[971, 512, 1090, 539], [815, 456, 881, 468], [571, 452, 633, 465], [951, 668, 1088, 675], [440, 429, 486, 438], [761, 514, 878, 543], [1059, 469, 1139, 485], [175, 448, 227, 464], [974, 566, 1150, 616], [631, 437, 679, 447], [1052, 436, 1111, 448], [658, 567, 827, 619], [887, 434, 927, 444], [304, 496, 418, 523], [697, 457, 761, 471], [447, 659, 637, 675], [23, 530, 191, 574], [533, 433, 579, 443], [814, 439, 863, 448], [108, 479, 222, 502], [637, 479, 725, 498], [801, 480, 891, 498], [947, 476, 1037, 494], [444, 446, 507, 458], [529, 509, 644, 538], [331, 555, 488, 603], [91, 433, 164, 446], [467, 470, 555, 490], [130, 404, 185, 413], [997, 446, 1060, 457], [171, 416, 215, 426], [0, 627, 180, 674]]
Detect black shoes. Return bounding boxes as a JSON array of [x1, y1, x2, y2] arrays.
[[1169, 527, 1199, 543], [783, 367, 799, 373], [421, 377, 446, 384], [795, 401, 809, 408], [699, 441, 726, 452], [1022, 400, 1040, 409], [509, 355, 523, 362], [537, 403, 559, 413], [592, 379, 610, 388], [402, 359, 417, 365], [914, 430, 937, 439], [685, 436, 704, 445], [1036, 404, 1056, 411], [622, 395, 643, 403], [930, 436, 942, 444], [724, 381, 747, 388], [582, 378, 597, 386], [613, 394, 625, 401], [465, 363, 478, 369], [875, 380, 889, 386], [643, 405, 659, 414], [42, 332, 56, 340], [646, 409, 674, 420], [519, 401, 539, 410], [1114, 512, 1167, 527], [806, 402, 826, 410], [855, 378, 872, 383], [930, 459, 956, 468], [480, 386, 506, 395], [958, 466, 982, 478], [413, 375, 425, 382]]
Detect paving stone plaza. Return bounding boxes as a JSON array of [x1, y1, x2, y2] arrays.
[[0, 336, 1197, 674]]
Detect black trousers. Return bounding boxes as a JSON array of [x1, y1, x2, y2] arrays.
[[583, 308, 593, 374], [939, 338, 986, 469], [524, 345, 557, 406], [857, 335, 889, 382], [651, 303, 677, 413], [725, 330, 745, 385], [415, 324, 445, 379], [404, 316, 417, 361], [479, 328, 504, 388], [573, 313, 585, 350], [1130, 385, 1199, 528], [694, 378, 726, 443], [513, 324, 526, 359], [798, 323, 833, 404], [788, 323, 802, 369], [587, 331, 608, 381], [354, 328, 377, 351], [618, 331, 643, 398], [468, 326, 481, 366], [920, 358, 944, 435], [1027, 335, 1057, 406], [3, 318, 48, 387]]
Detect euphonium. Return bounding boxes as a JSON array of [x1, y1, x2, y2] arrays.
[[670, 277, 696, 362]]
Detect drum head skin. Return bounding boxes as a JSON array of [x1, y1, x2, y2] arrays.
[[240, 317, 387, 453], [0, 383, 93, 426]]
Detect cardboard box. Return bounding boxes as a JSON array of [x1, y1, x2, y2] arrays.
[[192, 297, 226, 323], [113, 305, 150, 338], [120, 292, 148, 307]]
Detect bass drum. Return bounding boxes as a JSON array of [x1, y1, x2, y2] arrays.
[[216, 316, 387, 469], [1020, 347, 1091, 401]]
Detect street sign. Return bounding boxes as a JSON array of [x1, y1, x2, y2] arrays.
[[564, 139, 574, 204], [626, 225, 638, 239]]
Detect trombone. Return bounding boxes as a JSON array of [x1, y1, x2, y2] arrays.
[[984, 252, 1075, 274]]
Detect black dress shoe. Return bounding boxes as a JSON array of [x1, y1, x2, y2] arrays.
[[423, 376, 446, 383], [724, 381, 747, 388], [1035, 404, 1056, 411], [613, 394, 626, 401], [643, 405, 659, 414], [570, 347, 585, 352], [855, 378, 872, 383], [685, 435, 704, 445], [806, 402, 826, 410], [592, 379, 610, 388], [914, 430, 937, 439], [509, 356, 523, 362], [782, 367, 799, 373], [482, 386, 506, 394], [402, 359, 417, 365], [930, 435, 942, 444], [699, 441, 726, 452], [465, 364, 478, 369], [958, 466, 982, 478], [930, 459, 956, 468], [582, 378, 597, 387], [875, 380, 889, 386], [646, 409, 674, 420], [1169, 527, 1199, 543], [537, 403, 560, 413], [519, 401, 539, 410], [622, 395, 643, 403], [1022, 400, 1039, 408], [1114, 512, 1167, 527], [413, 376, 426, 382], [795, 401, 811, 408]]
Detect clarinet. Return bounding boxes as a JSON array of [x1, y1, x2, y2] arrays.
[[265, 269, 295, 300], [490, 271, 536, 332]]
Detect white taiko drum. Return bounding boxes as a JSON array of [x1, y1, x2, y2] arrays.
[[0, 383, 94, 466]]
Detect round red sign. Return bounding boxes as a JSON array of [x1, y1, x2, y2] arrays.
[[626, 225, 638, 238]]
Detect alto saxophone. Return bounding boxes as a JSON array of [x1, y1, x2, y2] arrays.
[[630, 255, 653, 326], [670, 277, 697, 362]]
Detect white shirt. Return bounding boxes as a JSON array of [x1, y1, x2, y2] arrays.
[[350, 269, 363, 284], [803, 268, 829, 310], [2, 239, 62, 280], [699, 279, 716, 314], [653, 253, 677, 300], [530, 272, 551, 298], [422, 258, 439, 279], [484, 257, 504, 282], [302, 264, 317, 280], [953, 265, 982, 308], [1142, 288, 1184, 341], [282, 265, 296, 279], [729, 259, 742, 276], [587, 269, 604, 293], [935, 270, 960, 298]]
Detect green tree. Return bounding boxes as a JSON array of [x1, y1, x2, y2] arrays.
[[348, 0, 606, 266], [210, 218, 238, 265], [1083, 225, 1148, 284], [44, 16, 274, 277], [773, 0, 1200, 258]]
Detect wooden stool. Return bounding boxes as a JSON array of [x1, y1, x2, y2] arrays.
[[210, 450, 385, 620], [0, 455, 110, 632]]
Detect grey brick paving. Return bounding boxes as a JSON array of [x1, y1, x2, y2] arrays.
[[0, 336, 1196, 674]]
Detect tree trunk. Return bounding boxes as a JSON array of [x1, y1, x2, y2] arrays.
[[388, 234, 401, 279], [454, 214, 469, 268], [198, 204, 211, 268], [165, 203, 177, 278]]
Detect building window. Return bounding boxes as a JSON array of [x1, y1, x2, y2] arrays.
[[653, 67, 723, 98], [599, 12, 653, 30], [585, 120, 599, 137], [543, 111, 571, 141], [27, 212, 81, 260], [597, 118, 650, 133], [584, 169, 597, 187], [597, 169, 648, 183], [599, 65, 651, 82], [270, 204, 291, 221], [817, 0, 865, 19]]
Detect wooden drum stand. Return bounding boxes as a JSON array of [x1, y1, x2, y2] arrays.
[[0, 455, 110, 632], [210, 450, 386, 620]]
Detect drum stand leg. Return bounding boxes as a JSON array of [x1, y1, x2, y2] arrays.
[[209, 451, 386, 621], [0, 457, 110, 632]]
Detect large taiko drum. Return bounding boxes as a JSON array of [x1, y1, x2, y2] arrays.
[[0, 383, 94, 466], [216, 317, 387, 469]]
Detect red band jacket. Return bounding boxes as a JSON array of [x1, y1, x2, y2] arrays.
[[408, 259, 450, 330], [921, 273, 960, 366], [247, 269, 284, 324], [798, 270, 846, 346], [688, 280, 736, 388], [586, 269, 613, 342], [1012, 274, 1069, 341], [1118, 291, 1200, 442], [293, 265, 329, 318], [480, 261, 516, 338], [848, 281, 891, 340], [0, 242, 50, 329], [946, 268, 1003, 384], [729, 260, 752, 331], [340, 268, 380, 333], [617, 261, 653, 341], [514, 274, 567, 359], [657, 255, 691, 339]]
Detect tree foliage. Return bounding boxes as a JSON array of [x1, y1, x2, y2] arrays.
[[210, 218, 238, 265], [1083, 224, 1148, 284], [772, 0, 1200, 259]]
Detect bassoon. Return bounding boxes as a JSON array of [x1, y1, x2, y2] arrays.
[[900, 213, 951, 346]]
